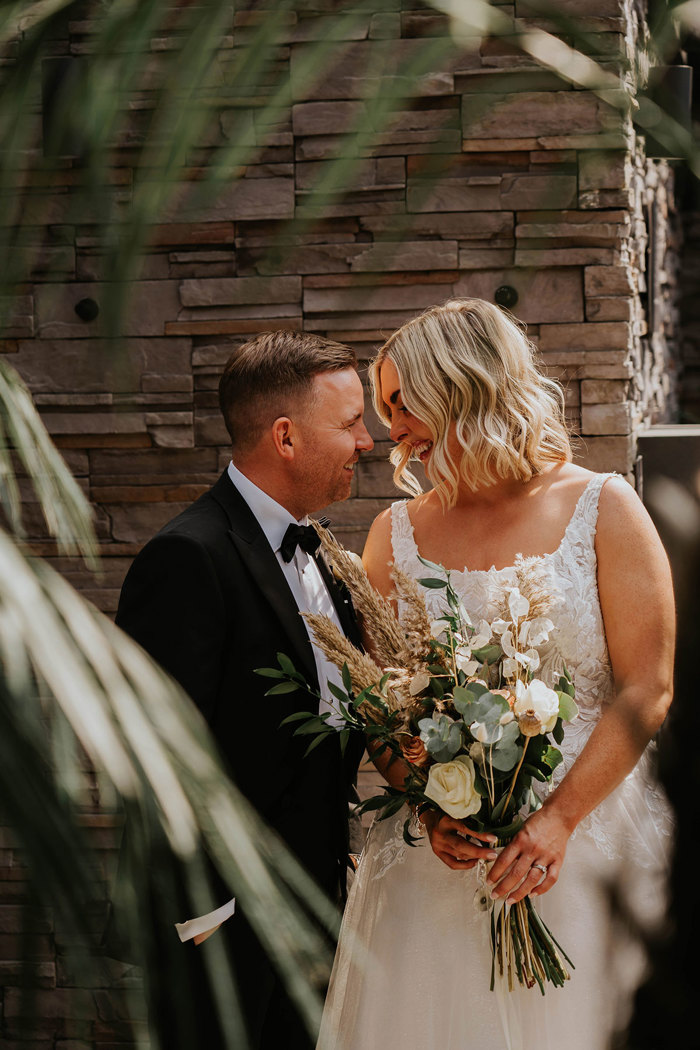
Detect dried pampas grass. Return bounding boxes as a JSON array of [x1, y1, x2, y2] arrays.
[[312, 520, 406, 667], [302, 613, 394, 721], [390, 567, 440, 667]]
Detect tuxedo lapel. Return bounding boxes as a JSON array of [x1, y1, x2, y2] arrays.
[[210, 472, 320, 686]]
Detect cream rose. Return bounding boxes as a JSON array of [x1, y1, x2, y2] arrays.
[[513, 679, 559, 734], [424, 755, 481, 819]]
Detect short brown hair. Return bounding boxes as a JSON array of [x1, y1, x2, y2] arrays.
[[219, 330, 357, 452]]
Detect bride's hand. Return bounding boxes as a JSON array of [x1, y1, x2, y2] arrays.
[[485, 807, 571, 903], [421, 811, 499, 870]]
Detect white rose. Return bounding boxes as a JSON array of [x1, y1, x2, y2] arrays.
[[513, 679, 559, 734], [424, 755, 481, 819]]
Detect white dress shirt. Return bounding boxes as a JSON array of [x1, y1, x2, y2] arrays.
[[227, 460, 346, 727]]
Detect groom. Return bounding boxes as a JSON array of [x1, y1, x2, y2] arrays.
[[115, 330, 373, 1048]]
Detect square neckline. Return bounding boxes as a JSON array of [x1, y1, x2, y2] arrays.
[[396, 473, 612, 578]]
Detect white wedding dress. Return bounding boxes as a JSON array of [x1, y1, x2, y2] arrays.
[[318, 473, 673, 1050]]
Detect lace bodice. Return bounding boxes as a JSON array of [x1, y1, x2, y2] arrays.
[[388, 472, 671, 864], [391, 473, 614, 782]]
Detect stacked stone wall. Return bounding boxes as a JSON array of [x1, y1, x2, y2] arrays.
[[0, 1, 682, 1044]]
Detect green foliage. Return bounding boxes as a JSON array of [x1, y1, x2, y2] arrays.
[[418, 714, 464, 762]]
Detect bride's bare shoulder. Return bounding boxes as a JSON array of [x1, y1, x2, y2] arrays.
[[548, 462, 635, 510], [538, 461, 611, 508], [541, 460, 594, 490], [362, 505, 396, 597]]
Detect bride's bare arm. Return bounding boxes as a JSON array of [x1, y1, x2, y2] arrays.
[[362, 509, 499, 868], [487, 476, 675, 902]]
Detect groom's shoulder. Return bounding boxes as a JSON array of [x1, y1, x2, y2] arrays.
[[139, 474, 234, 559]]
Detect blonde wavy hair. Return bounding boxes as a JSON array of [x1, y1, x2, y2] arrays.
[[370, 298, 572, 506]]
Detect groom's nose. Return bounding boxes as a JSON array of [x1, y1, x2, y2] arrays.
[[355, 420, 374, 452]]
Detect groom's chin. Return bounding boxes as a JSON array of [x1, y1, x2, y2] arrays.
[[337, 473, 355, 502]]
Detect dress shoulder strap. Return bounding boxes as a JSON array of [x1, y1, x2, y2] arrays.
[[390, 500, 418, 570], [562, 471, 618, 554], [578, 471, 617, 525]]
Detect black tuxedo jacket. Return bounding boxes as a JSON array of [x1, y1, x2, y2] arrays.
[[116, 469, 364, 908]]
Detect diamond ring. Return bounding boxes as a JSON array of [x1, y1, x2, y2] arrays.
[[531, 863, 548, 875]]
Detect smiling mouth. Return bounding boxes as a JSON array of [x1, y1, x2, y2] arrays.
[[412, 440, 433, 461]]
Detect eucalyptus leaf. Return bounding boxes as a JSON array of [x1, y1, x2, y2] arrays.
[[542, 746, 564, 772], [557, 691, 579, 722], [417, 554, 447, 574], [293, 718, 332, 735], [522, 762, 549, 782], [377, 794, 408, 821], [418, 715, 463, 762], [265, 681, 300, 695], [362, 693, 389, 713], [471, 644, 503, 664], [357, 793, 394, 813], [303, 733, 333, 758], [329, 681, 351, 705], [489, 742, 522, 772], [455, 682, 490, 702], [280, 711, 318, 726], [255, 667, 287, 679], [418, 577, 448, 589]]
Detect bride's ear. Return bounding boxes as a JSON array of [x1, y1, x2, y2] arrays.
[[270, 416, 297, 461]]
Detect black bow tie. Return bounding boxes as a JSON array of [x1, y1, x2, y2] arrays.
[[280, 522, 321, 563]]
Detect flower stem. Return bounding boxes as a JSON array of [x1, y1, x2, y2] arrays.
[[501, 736, 530, 817]]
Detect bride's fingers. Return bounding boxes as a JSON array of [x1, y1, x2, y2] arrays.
[[486, 846, 520, 889], [458, 827, 498, 845], [489, 854, 533, 898], [436, 815, 494, 840], [427, 824, 498, 866], [447, 840, 498, 865], [504, 862, 548, 904], [529, 860, 560, 897]]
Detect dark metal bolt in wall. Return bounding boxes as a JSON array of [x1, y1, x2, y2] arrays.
[[494, 285, 518, 309], [74, 298, 99, 322]]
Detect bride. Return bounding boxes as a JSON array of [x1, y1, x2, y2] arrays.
[[318, 298, 674, 1050]]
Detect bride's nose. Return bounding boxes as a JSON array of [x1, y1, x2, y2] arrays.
[[389, 413, 408, 444]]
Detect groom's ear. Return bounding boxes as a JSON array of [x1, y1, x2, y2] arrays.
[[270, 416, 297, 461]]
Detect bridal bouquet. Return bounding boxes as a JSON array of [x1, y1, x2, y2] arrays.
[[257, 524, 578, 993]]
